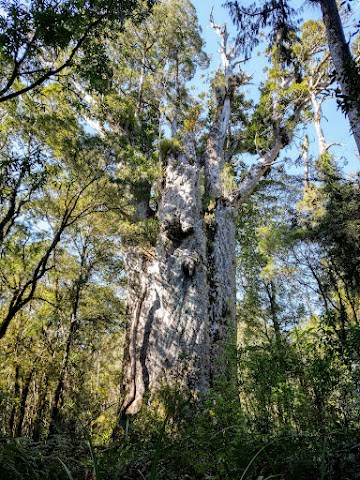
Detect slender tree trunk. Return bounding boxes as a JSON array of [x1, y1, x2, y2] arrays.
[[49, 323, 74, 434], [49, 250, 89, 433], [317, 0, 360, 154], [32, 373, 50, 441], [302, 134, 310, 191], [9, 364, 20, 436], [14, 369, 34, 437], [264, 281, 281, 344], [310, 92, 328, 156]]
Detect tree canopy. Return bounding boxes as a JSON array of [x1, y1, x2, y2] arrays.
[[0, 0, 155, 101]]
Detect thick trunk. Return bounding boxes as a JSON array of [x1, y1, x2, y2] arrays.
[[121, 141, 238, 413], [318, 0, 360, 155], [121, 138, 209, 414], [207, 200, 237, 385], [120, 23, 241, 412], [203, 74, 238, 386]]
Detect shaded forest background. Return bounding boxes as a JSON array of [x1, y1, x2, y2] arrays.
[[0, 0, 360, 478]]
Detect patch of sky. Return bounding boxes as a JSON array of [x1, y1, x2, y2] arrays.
[[191, 0, 359, 177]]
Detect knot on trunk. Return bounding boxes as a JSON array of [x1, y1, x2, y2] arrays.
[[182, 252, 199, 277], [163, 215, 182, 241], [163, 209, 194, 241], [180, 209, 195, 235], [227, 74, 243, 97]]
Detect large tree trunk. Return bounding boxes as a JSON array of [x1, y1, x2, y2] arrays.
[[317, 0, 360, 155], [121, 135, 239, 414], [203, 75, 238, 386], [120, 18, 242, 414], [121, 139, 210, 414], [207, 200, 237, 386]]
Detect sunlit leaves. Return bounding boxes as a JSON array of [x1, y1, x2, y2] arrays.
[[0, 0, 154, 101]]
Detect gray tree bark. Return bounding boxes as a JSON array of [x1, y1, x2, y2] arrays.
[[317, 0, 360, 155], [121, 140, 210, 414]]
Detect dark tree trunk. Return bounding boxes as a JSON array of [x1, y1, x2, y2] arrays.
[[9, 364, 20, 436], [49, 250, 88, 434], [14, 369, 34, 437], [32, 373, 50, 441]]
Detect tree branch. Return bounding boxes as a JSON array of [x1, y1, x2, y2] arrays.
[[0, 13, 106, 102]]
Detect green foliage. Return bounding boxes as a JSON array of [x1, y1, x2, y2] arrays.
[[316, 172, 360, 292], [0, 435, 85, 480], [159, 138, 183, 160], [239, 17, 330, 156], [236, 164, 360, 445], [0, 0, 155, 101], [0, 2, 359, 480], [90, 385, 360, 479], [225, 0, 300, 64]]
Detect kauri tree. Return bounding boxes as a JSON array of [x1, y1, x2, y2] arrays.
[[113, 2, 321, 414]]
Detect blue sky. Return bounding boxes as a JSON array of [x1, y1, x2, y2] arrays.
[[191, 0, 359, 175]]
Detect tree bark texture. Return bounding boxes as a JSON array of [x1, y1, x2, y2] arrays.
[[318, 0, 360, 155], [121, 135, 241, 413], [121, 140, 210, 414], [207, 200, 237, 386]]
